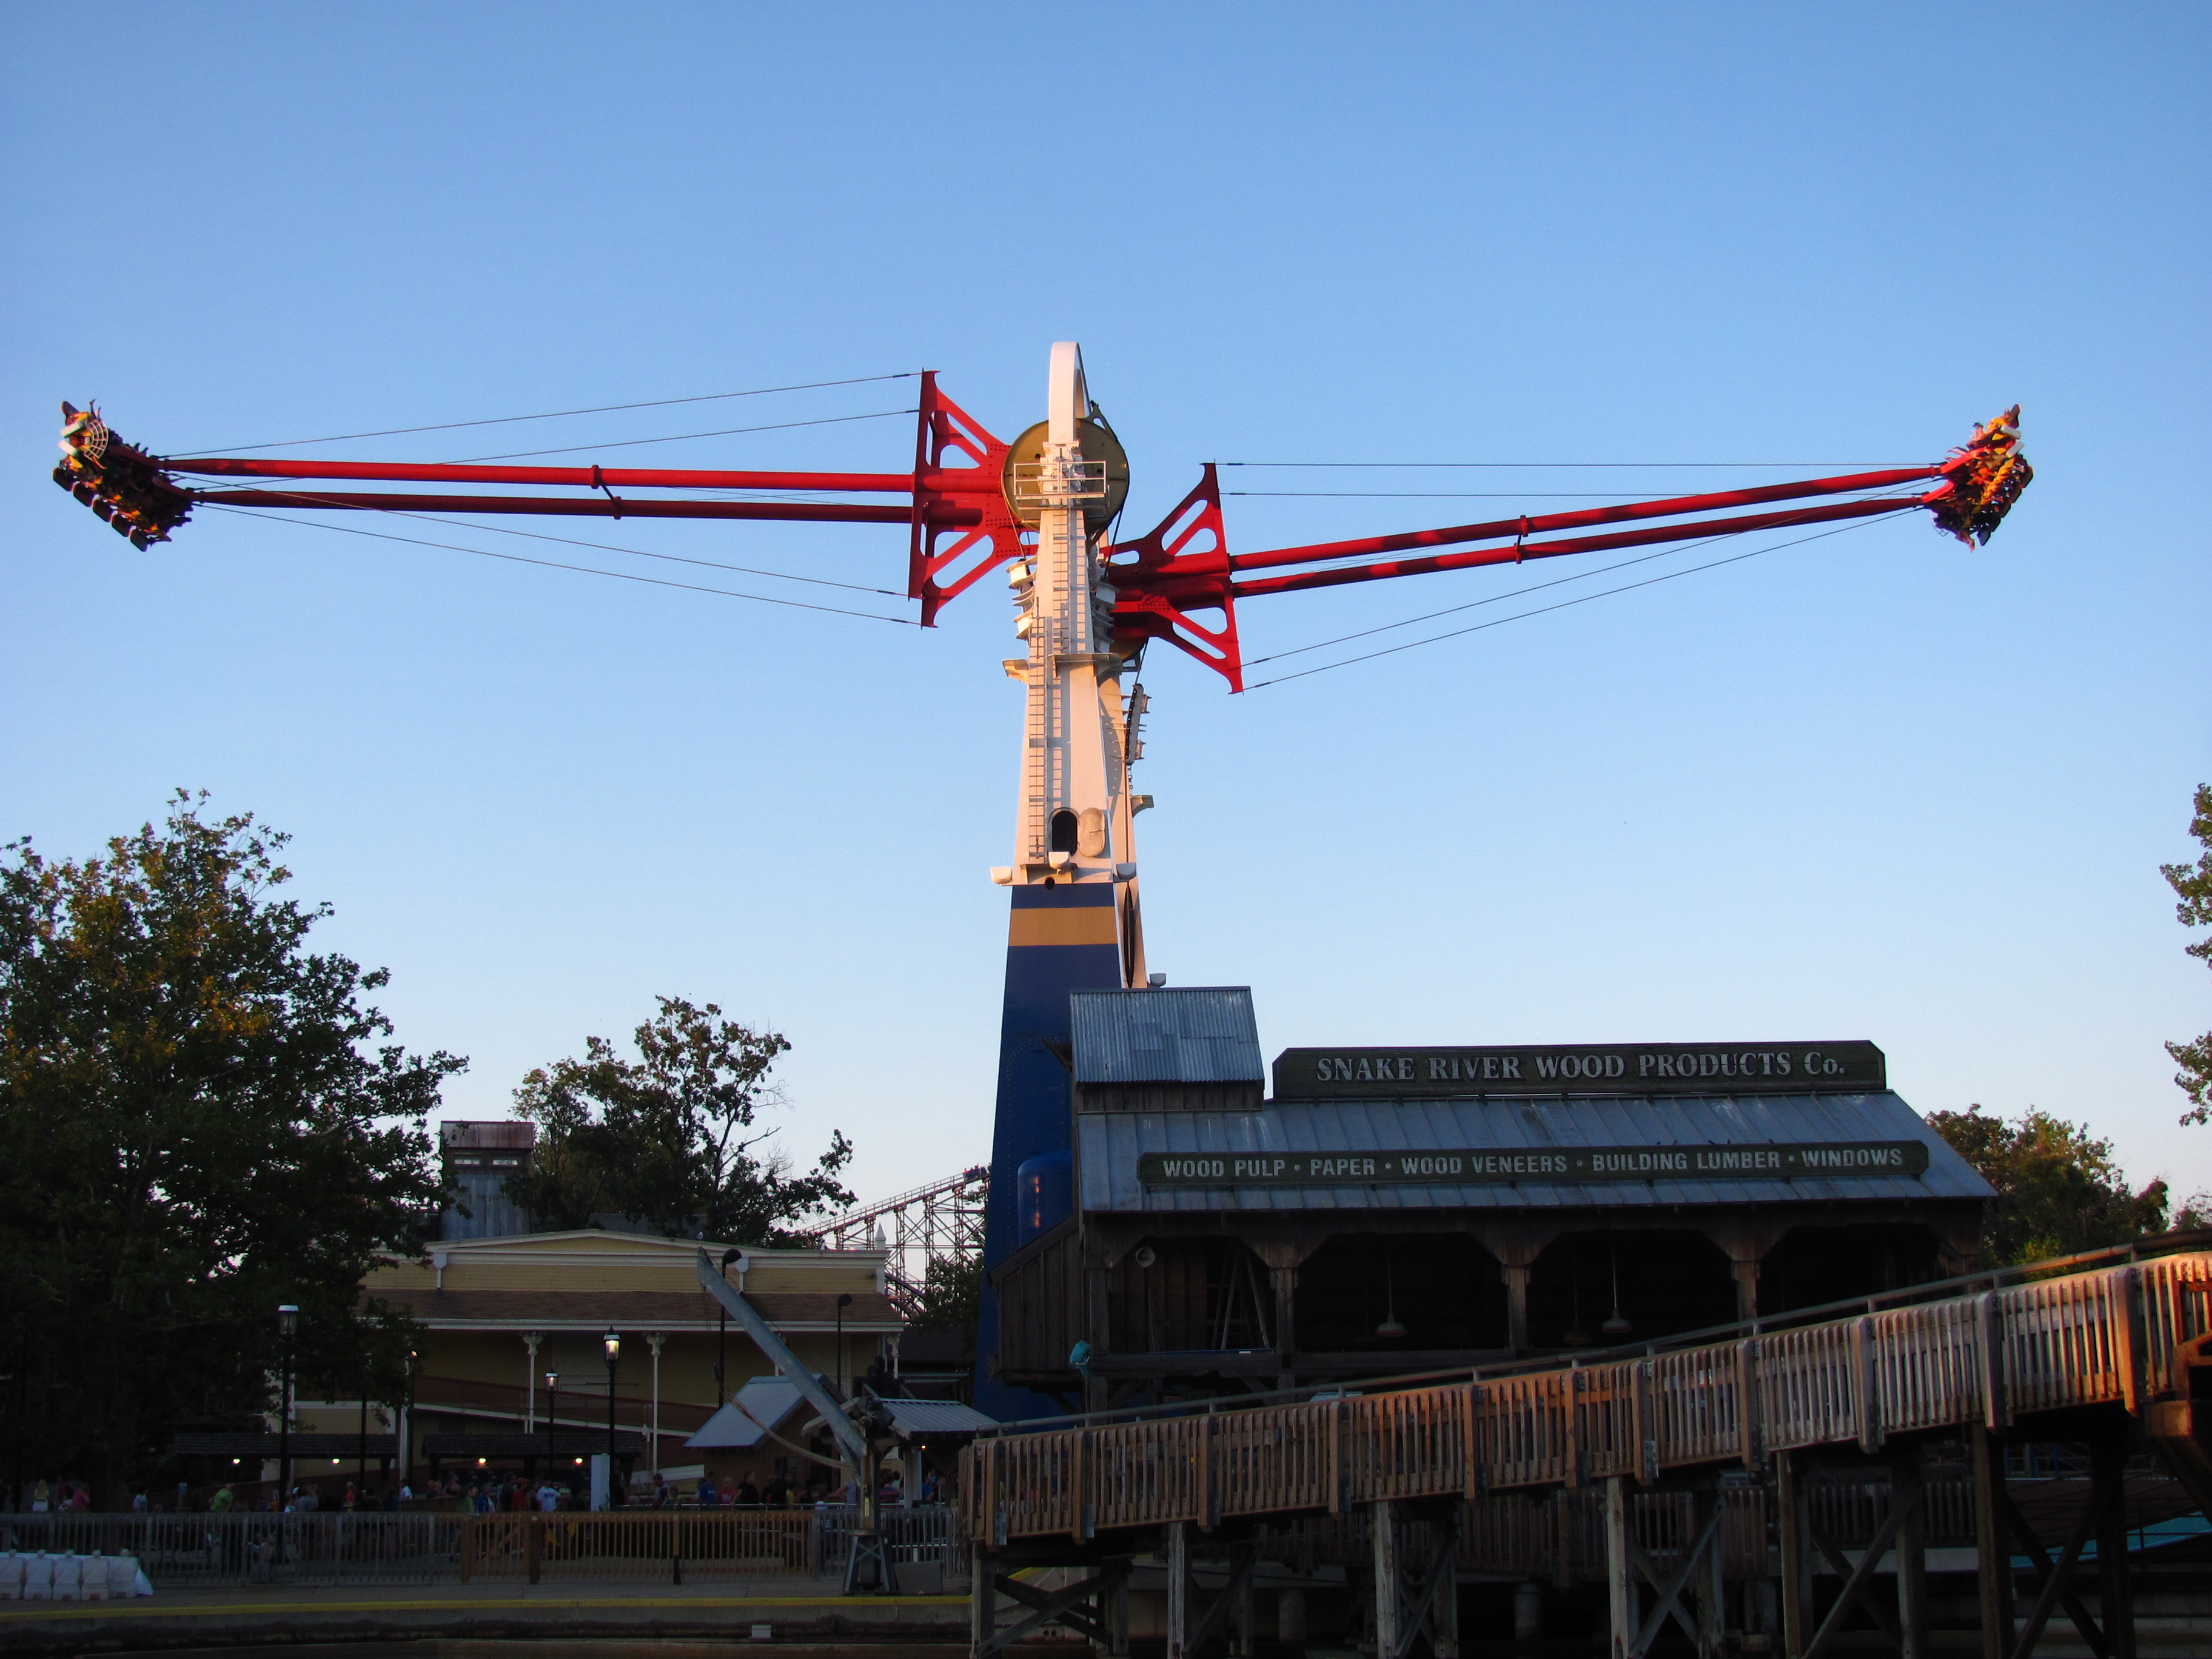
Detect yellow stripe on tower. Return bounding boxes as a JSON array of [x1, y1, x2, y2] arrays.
[[1008, 907, 1122, 948]]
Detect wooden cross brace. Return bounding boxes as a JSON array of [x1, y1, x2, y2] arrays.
[[1625, 1494, 1727, 1659], [1378, 1509, 1462, 1659], [1999, 1472, 2111, 1659], [1799, 1480, 1919, 1659], [977, 1562, 1131, 1658]]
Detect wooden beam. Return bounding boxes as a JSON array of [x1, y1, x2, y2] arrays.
[[1895, 1448, 1928, 1659], [1777, 1452, 1812, 1659], [1167, 1521, 1191, 1659], [2093, 1431, 2136, 1659], [1373, 1497, 1403, 1659], [1606, 1476, 1635, 1659], [1972, 1427, 2015, 1659]]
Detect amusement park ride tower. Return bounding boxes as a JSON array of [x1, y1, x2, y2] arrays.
[[51, 345, 2033, 1412]]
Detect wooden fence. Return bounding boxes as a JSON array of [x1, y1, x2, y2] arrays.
[[963, 1252, 2212, 1544], [457, 1504, 960, 1584]]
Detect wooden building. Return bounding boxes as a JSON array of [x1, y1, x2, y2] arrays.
[[991, 988, 1992, 1407]]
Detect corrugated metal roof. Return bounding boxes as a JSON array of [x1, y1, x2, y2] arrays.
[[1078, 1093, 1992, 1212], [1070, 987, 1264, 1084], [883, 1399, 999, 1436]]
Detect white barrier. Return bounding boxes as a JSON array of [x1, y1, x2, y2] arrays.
[[0, 1551, 150, 1600]]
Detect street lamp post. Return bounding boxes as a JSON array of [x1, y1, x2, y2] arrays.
[[403, 1349, 418, 1498], [835, 1293, 853, 1396], [275, 1305, 298, 1509], [602, 1331, 621, 1509], [356, 1347, 370, 1496], [714, 1248, 740, 1402], [544, 1369, 558, 1464]]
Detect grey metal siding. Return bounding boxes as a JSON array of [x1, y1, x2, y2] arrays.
[[1076, 1091, 1992, 1213], [1070, 987, 1264, 1084]]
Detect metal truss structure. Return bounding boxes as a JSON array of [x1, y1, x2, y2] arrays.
[[797, 1166, 990, 1314]]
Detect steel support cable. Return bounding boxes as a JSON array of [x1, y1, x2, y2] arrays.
[[198, 505, 920, 625], [183, 480, 905, 595], [444, 407, 916, 464], [1243, 485, 1925, 663], [1243, 514, 1896, 689], [1244, 543, 1715, 667], [173, 371, 924, 455]]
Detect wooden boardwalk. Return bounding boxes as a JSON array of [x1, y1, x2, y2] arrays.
[[961, 1246, 2212, 1659]]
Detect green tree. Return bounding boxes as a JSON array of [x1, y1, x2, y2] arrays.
[[0, 795, 459, 1505], [1927, 1105, 2170, 1264], [508, 996, 855, 1243], [907, 1252, 984, 1345], [2163, 782, 2212, 1124]]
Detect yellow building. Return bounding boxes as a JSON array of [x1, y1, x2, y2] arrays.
[[315, 1228, 900, 1491]]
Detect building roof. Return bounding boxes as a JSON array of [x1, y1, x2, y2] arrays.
[[368, 1287, 902, 1332], [1070, 987, 1265, 1084], [1077, 1091, 1994, 1212], [686, 1375, 811, 1449], [880, 1398, 998, 1438]]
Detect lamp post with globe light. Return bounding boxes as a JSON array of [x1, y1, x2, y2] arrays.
[[602, 1332, 620, 1508]]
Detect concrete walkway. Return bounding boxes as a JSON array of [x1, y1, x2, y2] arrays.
[[0, 1580, 974, 1653]]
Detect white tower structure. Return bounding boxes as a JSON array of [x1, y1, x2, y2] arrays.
[[991, 343, 1147, 982]]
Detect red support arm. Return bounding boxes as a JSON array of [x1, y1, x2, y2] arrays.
[[58, 392, 2030, 697], [1226, 466, 1939, 575], [190, 489, 931, 525], [169, 455, 945, 494], [1225, 495, 1914, 598]]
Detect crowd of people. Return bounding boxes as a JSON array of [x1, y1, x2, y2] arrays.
[[13, 1466, 943, 1513]]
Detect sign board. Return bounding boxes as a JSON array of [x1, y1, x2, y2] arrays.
[[1136, 1140, 1929, 1189], [1270, 1042, 1885, 1100]]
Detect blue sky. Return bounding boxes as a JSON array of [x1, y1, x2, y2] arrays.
[[4, 4, 2207, 1208]]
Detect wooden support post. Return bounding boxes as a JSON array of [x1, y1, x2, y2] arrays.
[[1698, 1490, 1725, 1659], [1108, 1575, 1130, 1658], [1230, 1540, 1256, 1658], [1504, 1265, 1532, 1353], [1421, 1509, 1464, 1659], [1731, 1258, 1761, 1325], [1853, 1317, 1884, 1453], [1777, 1452, 1811, 1659], [2093, 1429, 2136, 1659], [1971, 1426, 2013, 1659], [1895, 1446, 1928, 1659], [1272, 1265, 1298, 1381], [1087, 1266, 1113, 1415], [1278, 1587, 1308, 1646], [1605, 1475, 1635, 1659], [971, 1550, 994, 1659], [1167, 1521, 1191, 1659], [1373, 1498, 1403, 1659], [526, 1514, 543, 1586]]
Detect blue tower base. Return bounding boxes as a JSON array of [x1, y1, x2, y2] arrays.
[[973, 882, 1122, 1420]]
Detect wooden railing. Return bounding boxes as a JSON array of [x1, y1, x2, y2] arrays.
[[963, 1252, 2212, 1543], [455, 1505, 960, 1583]]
